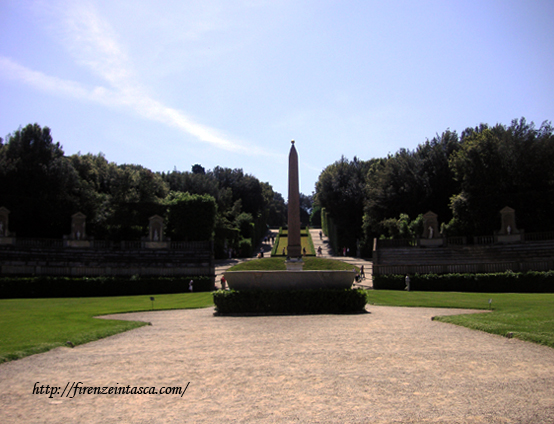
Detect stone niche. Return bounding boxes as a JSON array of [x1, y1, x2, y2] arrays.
[[0, 207, 15, 245], [496, 206, 523, 243], [144, 215, 170, 249], [65, 212, 91, 247], [419, 211, 444, 247]]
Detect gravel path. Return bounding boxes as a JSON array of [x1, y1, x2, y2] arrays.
[[1, 306, 553, 423]]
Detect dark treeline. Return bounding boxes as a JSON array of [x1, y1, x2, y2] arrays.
[[314, 118, 554, 256], [0, 123, 290, 258]]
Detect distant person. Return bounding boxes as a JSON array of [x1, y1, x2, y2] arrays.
[[360, 265, 365, 279], [220, 276, 226, 290], [303, 247, 306, 256], [319, 231, 322, 240], [189, 280, 194, 292]]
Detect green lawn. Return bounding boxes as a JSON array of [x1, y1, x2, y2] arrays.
[[366, 290, 554, 348], [273, 233, 316, 256], [0, 293, 213, 363], [3, 289, 552, 364], [228, 257, 359, 271]]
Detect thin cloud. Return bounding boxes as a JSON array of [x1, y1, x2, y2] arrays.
[[0, 56, 88, 99], [1, 0, 271, 156]]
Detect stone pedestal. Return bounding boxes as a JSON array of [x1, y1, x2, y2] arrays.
[[225, 269, 356, 290], [496, 234, 523, 243], [65, 240, 91, 248], [286, 258, 304, 271], [144, 241, 170, 249], [419, 237, 444, 247]]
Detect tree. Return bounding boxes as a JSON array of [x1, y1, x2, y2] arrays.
[[448, 118, 554, 235], [68, 152, 113, 235], [315, 156, 370, 253], [0, 124, 80, 237], [266, 190, 287, 227], [100, 164, 169, 240], [191, 164, 205, 175], [212, 167, 264, 217], [299, 193, 313, 226], [166, 192, 217, 241], [364, 130, 461, 238]]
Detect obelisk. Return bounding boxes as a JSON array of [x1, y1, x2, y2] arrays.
[[287, 140, 302, 263]]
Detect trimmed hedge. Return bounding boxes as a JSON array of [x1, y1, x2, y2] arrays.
[[213, 288, 367, 315], [373, 270, 554, 293], [270, 228, 282, 256], [0, 275, 214, 298]]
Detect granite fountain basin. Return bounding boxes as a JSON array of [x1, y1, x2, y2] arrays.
[[224, 269, 356, 291]]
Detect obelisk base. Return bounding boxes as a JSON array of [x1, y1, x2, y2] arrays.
[[285, 258, 304, 271]]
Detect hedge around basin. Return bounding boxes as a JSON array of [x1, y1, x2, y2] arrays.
[[213, 288, 367, 315], [373, 270, 554, 293], [0, 275, 213, 298]]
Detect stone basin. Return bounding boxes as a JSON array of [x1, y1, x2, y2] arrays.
[[224, 270, 356, 291]]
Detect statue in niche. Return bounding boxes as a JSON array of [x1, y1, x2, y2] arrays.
[[0, 207, 10, 238], [71, 212, 87, 240], [496, 206, 523, 243], [499, 207, 519, 235], [422, 211, 439, 239]]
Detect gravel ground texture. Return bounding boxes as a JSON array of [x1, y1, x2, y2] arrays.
[[1, 305, 553, 423]]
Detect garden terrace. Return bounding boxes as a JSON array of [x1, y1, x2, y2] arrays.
[[0, 239, 213, 278], [373, 238, 554, 276]]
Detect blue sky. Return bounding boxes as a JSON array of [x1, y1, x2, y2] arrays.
[[1, 0, 553, 197]]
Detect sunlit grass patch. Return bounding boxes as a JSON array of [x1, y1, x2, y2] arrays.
[[366, 290, 554, 348], [0, 292, 214, 363]]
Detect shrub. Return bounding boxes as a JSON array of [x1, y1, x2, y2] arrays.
[[238, 238, 253, 257], [373, 270, 554, 293], [213, 288, 367, 315], [0, 275, 214, 298]]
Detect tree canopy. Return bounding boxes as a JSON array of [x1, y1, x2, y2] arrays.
[[5, 118, 552, 259], [0, 123, 287, 258], [314, 118, 554, 255]]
